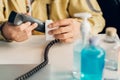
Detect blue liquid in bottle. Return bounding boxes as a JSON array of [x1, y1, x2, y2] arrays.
[[80, 37, 105, 80]]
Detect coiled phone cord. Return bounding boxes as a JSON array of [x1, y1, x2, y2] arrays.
[[15, 39, 60, 80]]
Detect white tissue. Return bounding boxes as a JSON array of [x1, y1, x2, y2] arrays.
[[45, 20, 58, 41]]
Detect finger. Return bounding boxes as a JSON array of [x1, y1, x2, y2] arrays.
[[60, 37, 74, 43], [26, 31, 32, 39], [48, 19, 73, 28], [17, 22, 31, 31], [49, 25, 72, 35], [27, 23, 38, 31], [54, 32, 73, 39]]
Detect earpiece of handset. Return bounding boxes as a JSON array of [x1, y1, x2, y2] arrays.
[[8, 11, 45, 33]]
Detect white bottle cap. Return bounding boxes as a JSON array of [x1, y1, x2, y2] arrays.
[[74, 12, 92, 44], [74, 12, 92, 34]]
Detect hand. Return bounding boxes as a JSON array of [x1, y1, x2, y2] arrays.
[[48, 19, 81, 43], [2, 22, 38, 42]]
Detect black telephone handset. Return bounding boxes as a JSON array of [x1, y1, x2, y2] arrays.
[[8, 11, 45, 33]]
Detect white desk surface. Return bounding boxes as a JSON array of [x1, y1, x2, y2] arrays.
[[0, 35, 119, 80], [0, 35, 74, 80], [0, 35, 73, 66]]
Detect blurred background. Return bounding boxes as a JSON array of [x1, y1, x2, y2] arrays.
[[97, 0, 120, 37]]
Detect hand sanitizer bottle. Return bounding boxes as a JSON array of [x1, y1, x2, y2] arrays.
[[72, 12, 91, 79], [80, 36, 106, 80]]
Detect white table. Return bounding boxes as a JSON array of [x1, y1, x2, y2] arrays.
[[0, 35, 73, 65], [0, 35, 119, 80], [0, 35, 74, 80]]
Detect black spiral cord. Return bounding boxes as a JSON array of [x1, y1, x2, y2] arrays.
[[15, 39, 60, 80]]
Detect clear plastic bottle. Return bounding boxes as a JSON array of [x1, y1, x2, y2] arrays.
[[73, 12, 91, 80], [80, 36, 105, 80], [100, 27, 120, 71]]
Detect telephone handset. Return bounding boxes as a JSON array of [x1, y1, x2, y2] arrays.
[[8, 11, 45, 33]]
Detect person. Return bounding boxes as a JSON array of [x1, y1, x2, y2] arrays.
[[0, 0, 105, 43], [97, 0, 120, 37]]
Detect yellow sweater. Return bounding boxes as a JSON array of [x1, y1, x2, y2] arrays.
[[0, 0, 105, 40]]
